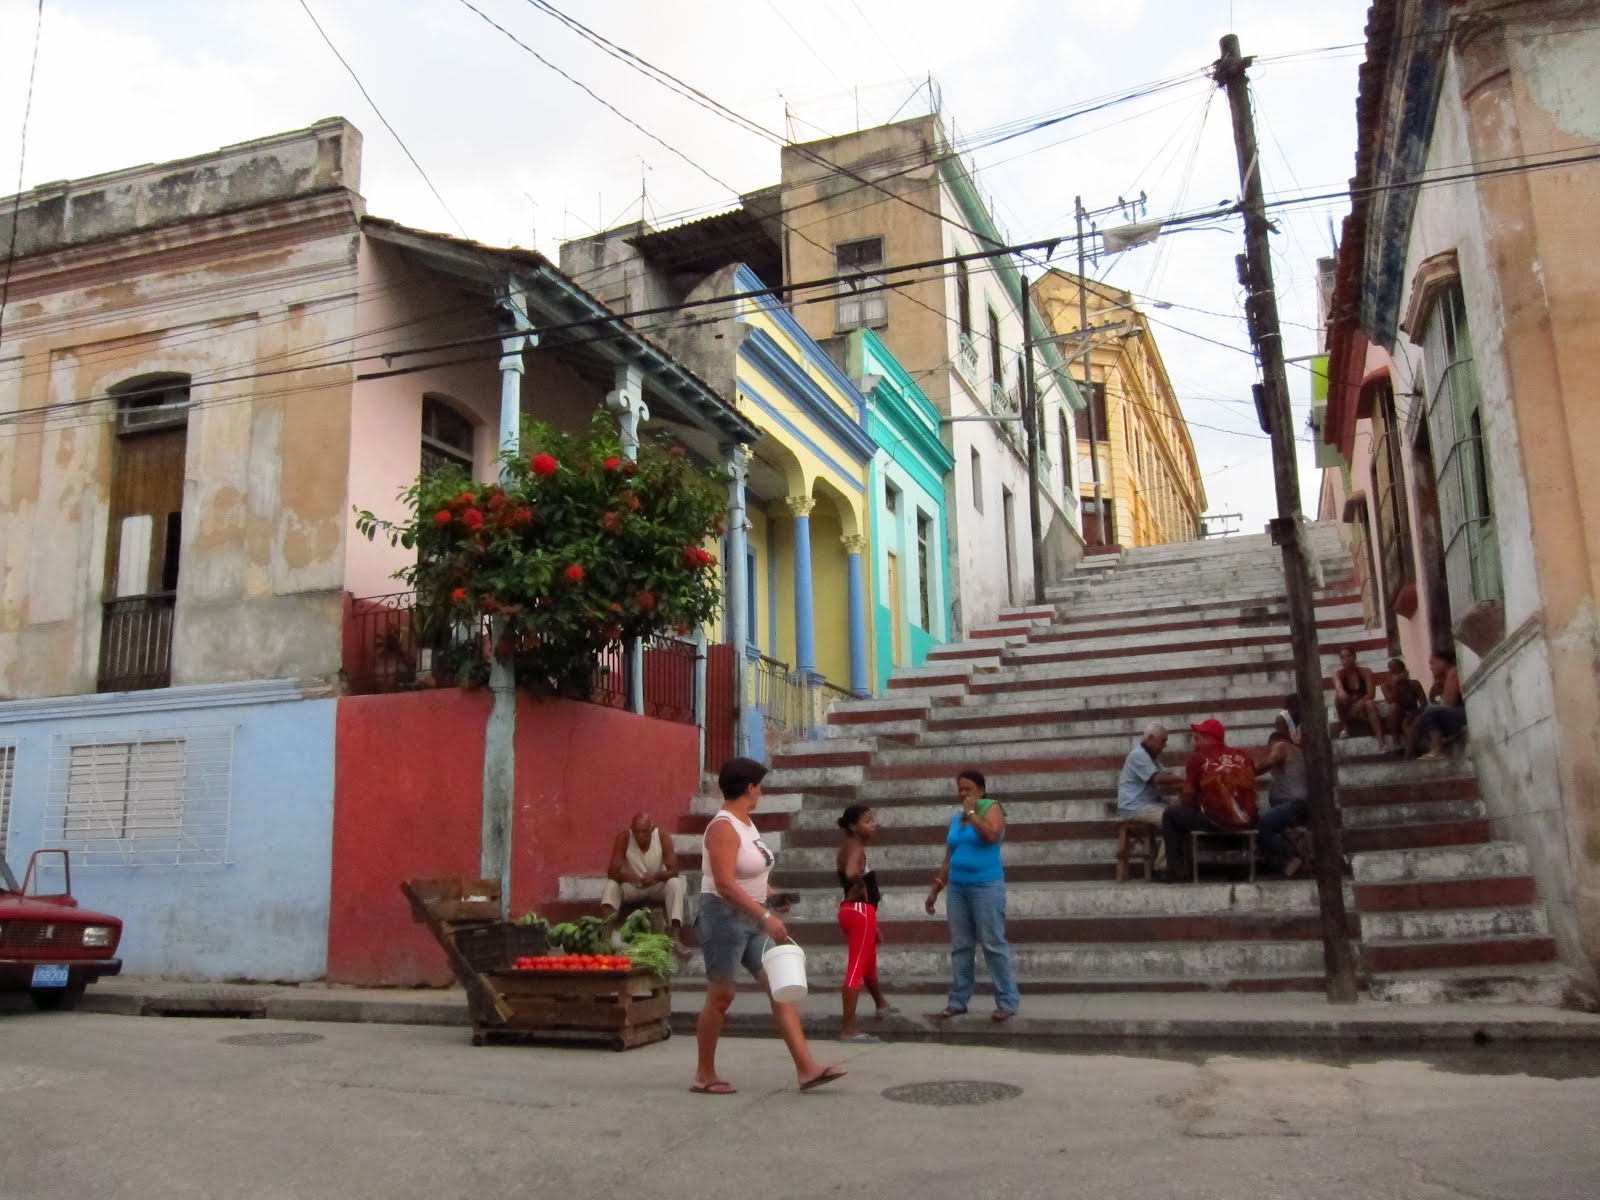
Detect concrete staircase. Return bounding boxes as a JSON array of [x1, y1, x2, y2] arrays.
[[560, 525, 1567, 1005]]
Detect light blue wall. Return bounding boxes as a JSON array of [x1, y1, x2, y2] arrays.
[[0, 681, 336, 981]]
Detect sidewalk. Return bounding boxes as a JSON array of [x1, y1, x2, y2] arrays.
[[78, 976, 1600, 1049]]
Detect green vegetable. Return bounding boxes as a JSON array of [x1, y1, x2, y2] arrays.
[[624, 932, 678, 977]]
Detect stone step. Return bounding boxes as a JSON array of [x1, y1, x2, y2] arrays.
[[669, 972, 1327, 995], [1358, 906, 1550, 943], [675, 938, 1329, 981], [1365, 963, 1574, 1005], [1006, 625, 1385, 663], [768, 911, 1357, 948], [1351, 841, 1530, 884], [1360, 933, 1558, 974]]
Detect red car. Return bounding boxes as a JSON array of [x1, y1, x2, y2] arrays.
[[1, 849, 123, 1010]]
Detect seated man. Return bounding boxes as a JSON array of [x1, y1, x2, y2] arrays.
[[1410, 648, 1466, 761], [601, 811, 687, 949], [1116, 721, 1183, 827], [1161, 719, 1259, 881], [1333, 645, 1389, 751], [1380, 656, 1428, 751]]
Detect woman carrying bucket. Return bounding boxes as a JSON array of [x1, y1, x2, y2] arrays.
[[836, 804, 896, 1043], [924, 768, 1020, 1023], [691, 756, 845, 1095]]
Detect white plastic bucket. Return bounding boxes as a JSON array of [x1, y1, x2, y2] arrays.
[[762, 940, 808, 1004]]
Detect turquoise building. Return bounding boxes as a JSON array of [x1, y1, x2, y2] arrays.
[[848, 330, 955, 690]]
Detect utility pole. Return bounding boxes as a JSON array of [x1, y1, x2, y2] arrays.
[[1021, 271, 1045, 604], [1075, 197, 1106, 546], [1215, 34, 1358, 1003]]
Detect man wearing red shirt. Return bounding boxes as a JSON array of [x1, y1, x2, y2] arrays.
[[1160, 718, 1259, 881]]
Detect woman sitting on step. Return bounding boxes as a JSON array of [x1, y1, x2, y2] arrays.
[[1255, 710, 1310, 878]]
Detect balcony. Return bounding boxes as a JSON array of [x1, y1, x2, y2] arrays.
[[97, 593, 175, 692], [745, 652, 853, 747], [955, 336, 979, 386]]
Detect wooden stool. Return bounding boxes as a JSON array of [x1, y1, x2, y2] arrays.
[[1190, 829, 1259, 883], [1115, 821, 1160, 882]]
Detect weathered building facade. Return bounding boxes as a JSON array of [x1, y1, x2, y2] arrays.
[[1319, 0, 1600, 996], [1033, 271, 1206, 549]]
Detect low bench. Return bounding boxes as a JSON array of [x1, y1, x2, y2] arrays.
[[1190, 829, 1258, 883]]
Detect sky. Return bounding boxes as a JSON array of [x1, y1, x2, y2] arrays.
[[0, 0, 1373, 534]]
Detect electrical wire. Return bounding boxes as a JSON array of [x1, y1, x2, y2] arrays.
[[0, 0, 45, 350]]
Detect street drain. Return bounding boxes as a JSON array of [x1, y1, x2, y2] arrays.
[[218, 1032, 326, 1047], [881, 1080, 1022, 1106]]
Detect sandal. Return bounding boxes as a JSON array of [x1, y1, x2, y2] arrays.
[[991, 1009, 1016, 1023], [928, 1006, 966, 1021]]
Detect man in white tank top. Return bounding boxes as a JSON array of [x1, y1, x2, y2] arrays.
[[601, 811, 687, 947]]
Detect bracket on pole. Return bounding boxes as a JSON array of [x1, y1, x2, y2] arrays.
[[1267, 516, 1296, 546]]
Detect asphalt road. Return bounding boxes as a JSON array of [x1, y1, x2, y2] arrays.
[[2, 1012, 1599, 1200]]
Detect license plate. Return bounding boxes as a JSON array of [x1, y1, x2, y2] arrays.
[[30, 965, 70, 988]]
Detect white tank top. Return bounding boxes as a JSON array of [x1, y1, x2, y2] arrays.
[[700, 810, 775, 903]]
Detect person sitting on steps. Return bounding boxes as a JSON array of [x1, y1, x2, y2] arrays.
[[600, 811, 688, 952], [1333, 645, 1389, 752], [1116, 721, 1184, 828], [1410, 648, 1466, 761], [1255, 709, 1309, 878], [1160, 719, 1259, 882], [1380, 656, 1428, 753]]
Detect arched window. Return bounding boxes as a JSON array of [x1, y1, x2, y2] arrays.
[[422, 395, 475, 474]]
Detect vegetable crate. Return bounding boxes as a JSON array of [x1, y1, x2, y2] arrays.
[[401, 877, 670, 1051]]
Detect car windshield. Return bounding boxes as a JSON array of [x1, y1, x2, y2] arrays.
[[1, 858, 20, 893]]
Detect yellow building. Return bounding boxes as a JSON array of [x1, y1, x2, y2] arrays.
[[1033, 272, 1206, 548]]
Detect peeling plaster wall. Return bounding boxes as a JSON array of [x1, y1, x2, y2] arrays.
[[0, 134, 366, 700]]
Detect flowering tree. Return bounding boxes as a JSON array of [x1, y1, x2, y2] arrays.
[[356, 412, 728, 697]]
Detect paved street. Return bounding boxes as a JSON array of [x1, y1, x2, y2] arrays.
[[2, 1012, 1598, 1200]]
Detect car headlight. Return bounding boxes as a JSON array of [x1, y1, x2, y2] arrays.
[[82, 925, 114, 948]]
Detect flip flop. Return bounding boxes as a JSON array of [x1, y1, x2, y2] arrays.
[[688, 1081, 737, 1095], [873, 1005, 901, 1018], [799, 1066, 847, 1091], [991, 1009, 1016, 1023], [928, 1007, 966, 1021], [840, 1032, 883, 1044]]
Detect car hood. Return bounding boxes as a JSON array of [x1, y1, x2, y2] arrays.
[[0, 893, 122, 926]]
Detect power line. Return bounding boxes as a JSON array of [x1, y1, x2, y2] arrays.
[[0, 0, 45, 350], [297, 0, 467, 238]]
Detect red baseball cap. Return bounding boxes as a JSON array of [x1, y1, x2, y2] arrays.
[[1189, 718, 1226, 740]]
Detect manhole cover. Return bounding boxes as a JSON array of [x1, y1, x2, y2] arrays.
[[881, 1080, 1022, 1106], [218, 1032, 326, 1047]]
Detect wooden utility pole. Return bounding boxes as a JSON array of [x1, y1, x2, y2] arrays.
[[1215, 33, 1359, 1003], [1021, 271, 1045, 604]]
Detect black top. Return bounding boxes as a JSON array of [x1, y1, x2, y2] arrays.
[[838, 865, 881, 907], [1339, 667, 1369, 700]]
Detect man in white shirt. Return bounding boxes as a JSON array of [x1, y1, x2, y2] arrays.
[[1116, 722, 1182, 825], [601, 811, 687, 948]]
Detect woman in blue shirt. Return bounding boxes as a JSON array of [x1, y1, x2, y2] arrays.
[[923, 768, 1019, 1022]]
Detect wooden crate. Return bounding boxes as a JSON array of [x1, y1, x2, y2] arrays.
[[471, 967, 671, 1050], [402, 876, 502, 925]]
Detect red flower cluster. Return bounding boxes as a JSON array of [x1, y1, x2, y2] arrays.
[[531, 453, 559, 477], [487, 492, 509, 512], [434, 509, 453, 526], [563, 564, 586, 584], [603, 456, 623, 472], [451, 587, 467, 602], [635, 589, 657, 612], [451, 491, 477, 509], [461, 508, 485, 531], [682, 546, 716, 570], [599, 511, 623, 534], [620, 491, 642, 512]]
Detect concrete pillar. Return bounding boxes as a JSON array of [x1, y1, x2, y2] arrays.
[[843, 533, 870, 697], [723, 446, 752, 755], [607, 365, 649, 713]]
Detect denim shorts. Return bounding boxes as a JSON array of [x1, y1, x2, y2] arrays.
[[696, 892, 767, 982]]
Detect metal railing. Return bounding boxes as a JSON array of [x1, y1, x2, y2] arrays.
[[98, 592, 176, 692], [745, 652, 852, 747]]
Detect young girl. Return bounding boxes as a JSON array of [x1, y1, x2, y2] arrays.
[[836, 804, 894, 1042]]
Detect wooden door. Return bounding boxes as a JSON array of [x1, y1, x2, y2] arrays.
[[887, 552, 904, 666]]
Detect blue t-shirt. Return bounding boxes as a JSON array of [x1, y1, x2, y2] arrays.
[[946, 808, 1004, 885], [1116, 742, 1165, 814]]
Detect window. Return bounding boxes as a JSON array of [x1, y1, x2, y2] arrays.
[[969, 448, 984, 513], [1074, 383, 1109, 444], [835, 237, 887, 331], [48, 729, 233, 866], [422, 395, 475, 475], [955, 260, 973, 344], [0, 744, 13, 854], [885, 483, 899, 516], [745, 549, 758, 648], [1058, 410, 1073, 498], [987, 308, 1004, 390], [1418, 281, 1501, 611], [1370, 381, 1417, 609], [916, 512, 932, 631]]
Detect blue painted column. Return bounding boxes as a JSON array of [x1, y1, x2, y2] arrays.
[[787, 495, 818, 678], [843, 533, 870, 696], [723, 445, 752, 755]]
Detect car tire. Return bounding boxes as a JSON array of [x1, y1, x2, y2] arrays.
[[30, 985, 85, 1012]]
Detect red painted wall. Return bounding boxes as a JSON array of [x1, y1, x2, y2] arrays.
[[328, 690, 700, 986]]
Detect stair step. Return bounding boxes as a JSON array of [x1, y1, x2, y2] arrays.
[[1365, 963, 1574, 1005], [1361, 934, 1558, 973]]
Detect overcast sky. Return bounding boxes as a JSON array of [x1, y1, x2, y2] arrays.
[[0, 0, 1372, 532]]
